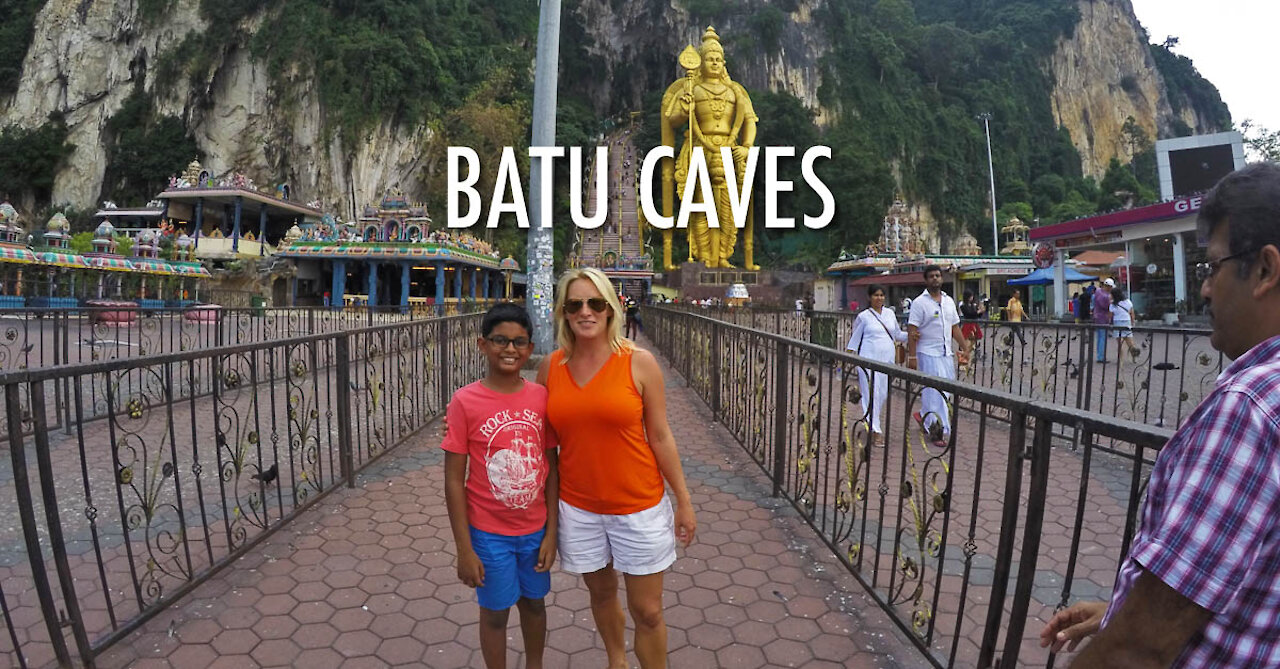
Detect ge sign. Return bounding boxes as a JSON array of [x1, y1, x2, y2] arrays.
[[1174, 196, 1203, 214]]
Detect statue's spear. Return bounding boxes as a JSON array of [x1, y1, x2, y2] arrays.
[[679, 46, 702, 263]]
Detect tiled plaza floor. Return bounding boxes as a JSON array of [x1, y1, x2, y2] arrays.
[[92, 342, 920, 668]]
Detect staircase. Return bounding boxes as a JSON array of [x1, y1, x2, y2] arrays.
[[577, 127, 648, 267]]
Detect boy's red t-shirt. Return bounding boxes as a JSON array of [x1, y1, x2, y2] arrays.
[[440, 380, 556, 536]]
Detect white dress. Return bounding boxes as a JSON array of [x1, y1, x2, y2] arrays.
[[846, 307, 907, 434]]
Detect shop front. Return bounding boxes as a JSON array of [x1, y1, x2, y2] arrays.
[[1029, 195, 1206, 321]]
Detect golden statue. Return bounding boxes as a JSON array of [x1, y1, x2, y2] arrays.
[[660, 26, 759, 270]]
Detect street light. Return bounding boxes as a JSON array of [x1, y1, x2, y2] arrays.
[[526, 0, 562, 353], [977, 113, 999, 256]]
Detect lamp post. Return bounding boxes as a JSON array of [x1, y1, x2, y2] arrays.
[[977, 113, 999, 256], [526, 0, 562, 353]]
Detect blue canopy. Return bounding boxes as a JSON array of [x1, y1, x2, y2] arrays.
[[1006, 266, 1095, 285]]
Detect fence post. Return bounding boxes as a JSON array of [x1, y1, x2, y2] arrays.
[[978, 408, 1028, 668], [335, 335, 356, 488], [772, 339, 789, 497], [29, 380, 94, 666], [1079, 323, 1095, 414], [62, 311, 73, 434], [5, 383, 73, 667], [998, 415, 1054, 667], [710, 321, 722, 419], [438, 321, 452, 411]]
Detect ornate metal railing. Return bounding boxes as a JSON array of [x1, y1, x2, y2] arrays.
[[0, 304, 499, 372], [645, 306, 1173, 668], [0, 305, 501, 442], [663, 304, 1221, 430], [0, 312, 483, 668]]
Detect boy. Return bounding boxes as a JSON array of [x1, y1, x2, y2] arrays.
[[442, 303, 558, 669]]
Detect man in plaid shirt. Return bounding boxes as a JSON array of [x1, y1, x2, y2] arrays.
[[1040, 162, 1280, 667]]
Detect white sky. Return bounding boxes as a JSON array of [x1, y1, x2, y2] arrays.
[[1128, 0, 1280, 133]]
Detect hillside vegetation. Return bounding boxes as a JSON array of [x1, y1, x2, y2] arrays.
[[0, 0, 1233, 271]]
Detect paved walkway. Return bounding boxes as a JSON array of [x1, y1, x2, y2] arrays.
[[94, 343, 919, 668]]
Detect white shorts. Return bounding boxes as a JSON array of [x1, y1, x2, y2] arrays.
[[558, 497, 676, 576]]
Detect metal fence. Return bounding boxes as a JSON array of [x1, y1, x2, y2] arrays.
[[665, 305, 1222, 430], [644, 306, 1173, 668], [0, 304, 504, 372], [0, 312, 485, 668]]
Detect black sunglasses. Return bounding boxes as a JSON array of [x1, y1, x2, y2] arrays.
[[563, 298, 610, 314]]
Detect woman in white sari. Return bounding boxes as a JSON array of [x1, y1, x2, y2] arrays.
[[845, 285, 907, 440]]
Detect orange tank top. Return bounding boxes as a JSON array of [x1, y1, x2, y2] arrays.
[[545, 348, 665, 514]]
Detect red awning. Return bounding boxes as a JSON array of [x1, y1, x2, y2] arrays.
[[851, 273, 931, 287]]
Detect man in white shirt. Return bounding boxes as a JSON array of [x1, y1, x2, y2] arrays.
[[906, 265, 972, 442]]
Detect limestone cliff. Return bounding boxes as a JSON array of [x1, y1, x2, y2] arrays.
[[1, 0, 433, 219], [1048, 0, 1224, 178], [566, 0, 829, 123], [0, 0, 1231, 217]]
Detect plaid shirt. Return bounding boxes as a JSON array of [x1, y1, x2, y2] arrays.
[[1102, 333, 1280, 666]]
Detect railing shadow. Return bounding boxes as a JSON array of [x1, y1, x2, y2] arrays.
[[0, 312, 485, 668], [645, 306, 1172, 669]]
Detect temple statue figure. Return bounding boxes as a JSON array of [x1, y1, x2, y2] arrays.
[[660, 26, 759, 270]]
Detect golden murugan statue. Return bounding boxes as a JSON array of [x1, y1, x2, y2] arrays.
[[660, 26, 759, 270]]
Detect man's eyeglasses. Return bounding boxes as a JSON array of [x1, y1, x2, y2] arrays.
[[563, 298, 610, 314], [1195, 249, 1255, 281], [485, 335, 531, 349]]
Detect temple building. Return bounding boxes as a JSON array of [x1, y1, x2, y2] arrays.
[[950, 229, 983, 257], [276, 193, 519, 310], [822, 217, 1035, 313], [1000, 217, 1032, 256], [156, 160, 326, 261]]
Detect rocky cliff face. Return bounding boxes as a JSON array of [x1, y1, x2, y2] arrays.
[[566, 0, 829, 122], [0, 0, 1225, 214], [1048, 0, 1218, 178], [1, 0, 434, 219]]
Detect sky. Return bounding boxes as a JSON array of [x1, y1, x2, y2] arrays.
[[1128, 0, 1280, 134]]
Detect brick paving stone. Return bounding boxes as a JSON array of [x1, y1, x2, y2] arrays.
[[94, 340, 931, 668]]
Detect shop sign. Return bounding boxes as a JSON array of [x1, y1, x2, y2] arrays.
[[1054, 230, 1122, 248]]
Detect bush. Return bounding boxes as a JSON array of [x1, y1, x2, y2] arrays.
[[0, 115, 76, 209], [0, 0, 45, 96], [100, 88, 202, 205]]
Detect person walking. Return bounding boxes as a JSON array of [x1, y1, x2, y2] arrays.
[[1076, 286, 1093, 324], [845, 285, 907, 441], [1039, 162, 1280, 667], [624, 296, 641, 339], [1109, 286, 1140, 359], [906, 265, 972, 444], [538, 267, 696, 669], [1092, 279, 1114, 362], [1005, 289, 1028, 346], [960, 291, 986, 345]]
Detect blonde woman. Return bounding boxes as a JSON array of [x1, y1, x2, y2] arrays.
[[536, 268, 696, 669]]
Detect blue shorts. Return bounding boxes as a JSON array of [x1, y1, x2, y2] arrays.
[[469, 526, 551, 611]]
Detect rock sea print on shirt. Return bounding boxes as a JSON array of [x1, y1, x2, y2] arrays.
[[478, 408, 547, 509]]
